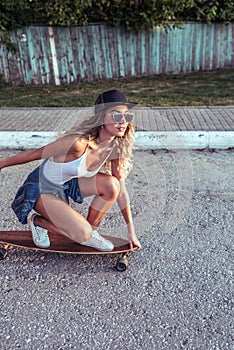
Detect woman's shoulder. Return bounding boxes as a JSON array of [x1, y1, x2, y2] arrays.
[[73, 135, 90, 153], [56, 134, 89, 154], [62, 134, 88, 145]]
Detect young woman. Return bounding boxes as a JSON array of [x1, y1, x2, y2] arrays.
[[0, 90, 141, 251]]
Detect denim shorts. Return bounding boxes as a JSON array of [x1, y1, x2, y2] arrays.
[[11, 161, 83, 224]]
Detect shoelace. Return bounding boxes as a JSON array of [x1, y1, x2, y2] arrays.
[[92, 232, 107, 243], [93, 235, 105, 242]]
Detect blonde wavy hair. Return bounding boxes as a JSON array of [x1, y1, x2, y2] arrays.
[[63, 108, 135, 177]]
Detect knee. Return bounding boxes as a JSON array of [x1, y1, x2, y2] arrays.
[[103, 176, 120, 201]]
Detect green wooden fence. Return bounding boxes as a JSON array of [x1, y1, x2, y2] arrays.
[[0, 22, 233, 85]]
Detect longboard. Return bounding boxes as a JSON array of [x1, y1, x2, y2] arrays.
[[0, 230, 136, 271]]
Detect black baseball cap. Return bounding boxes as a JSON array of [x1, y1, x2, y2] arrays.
[[95, 90, 138, 113]]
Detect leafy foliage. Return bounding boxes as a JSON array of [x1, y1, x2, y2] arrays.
[[0, 0, 233, 48], [0, 0, 31, 50], [30, 0, 234, 30]]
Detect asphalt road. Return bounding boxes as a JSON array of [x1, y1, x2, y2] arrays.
[[0, 149, 233, 350]]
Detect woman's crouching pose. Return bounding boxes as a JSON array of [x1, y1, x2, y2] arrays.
[[0, 90, 141, 251]]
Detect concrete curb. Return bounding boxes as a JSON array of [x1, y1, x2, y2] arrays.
[[135, 131, 234, 149], [0, 130, 234, 150]]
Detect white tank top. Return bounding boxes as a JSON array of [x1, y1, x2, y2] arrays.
[[43, 148, 113, 185]]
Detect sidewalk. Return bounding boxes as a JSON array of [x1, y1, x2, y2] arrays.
[[0, 106, 233, 149]]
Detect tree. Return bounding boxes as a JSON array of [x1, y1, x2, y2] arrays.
[[0, 0, 233, 50], [0, 0, 31, 50]]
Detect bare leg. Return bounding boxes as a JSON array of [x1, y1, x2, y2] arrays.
[[32, 173, 120, 243], [79, 173, 120, 229], [33, 214, 62, 235], [33, 194, 92, 243]]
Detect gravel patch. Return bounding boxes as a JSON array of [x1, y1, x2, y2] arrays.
[[0, 149, 233, 350]]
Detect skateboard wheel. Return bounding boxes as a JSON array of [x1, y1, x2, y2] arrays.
[[0, 247, 8, 260], [116, 256, 129, 272]]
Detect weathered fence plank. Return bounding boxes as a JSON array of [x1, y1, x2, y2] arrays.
[[0, 22, 233, 85]]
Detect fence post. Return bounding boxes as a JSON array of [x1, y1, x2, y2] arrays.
[[48, 26, 60, 85]]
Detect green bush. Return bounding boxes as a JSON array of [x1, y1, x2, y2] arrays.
[[0, 0, 233, 40]]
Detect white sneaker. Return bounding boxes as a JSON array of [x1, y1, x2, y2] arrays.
[[81, 230, 114, 252], [28, 213, 50, 248]]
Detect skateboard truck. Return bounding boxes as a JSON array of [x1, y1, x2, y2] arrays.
[[116, 252, 130, 271]]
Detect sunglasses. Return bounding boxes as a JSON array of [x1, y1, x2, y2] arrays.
[[111, 111, 134, 123]]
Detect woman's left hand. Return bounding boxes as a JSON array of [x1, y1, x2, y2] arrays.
[[128, 232, 141, 251]]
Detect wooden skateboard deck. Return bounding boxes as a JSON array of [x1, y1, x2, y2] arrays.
[[0, 230, 136, 271]]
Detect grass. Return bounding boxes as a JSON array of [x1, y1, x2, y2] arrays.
[[0, 69, 233, 107]]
